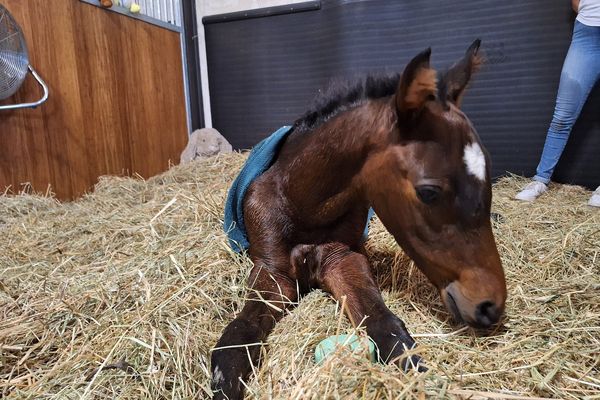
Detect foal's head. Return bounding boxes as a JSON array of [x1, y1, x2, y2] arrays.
[[363, 40, 506, 329]]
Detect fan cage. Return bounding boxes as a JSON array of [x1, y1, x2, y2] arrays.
[[0, 5, 29, 100]]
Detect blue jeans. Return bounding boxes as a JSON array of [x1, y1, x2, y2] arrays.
[[534, 21, 600, 184]]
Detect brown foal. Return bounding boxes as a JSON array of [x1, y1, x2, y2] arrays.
[[211, 40, 507, 400]]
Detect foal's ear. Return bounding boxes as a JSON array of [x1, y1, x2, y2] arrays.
[[396, 48, 437, 117], [441, 39, 484, 107]]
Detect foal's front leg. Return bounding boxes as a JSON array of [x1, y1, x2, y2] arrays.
[[211, 263, 297, 400], [295, 243, 423, 370]]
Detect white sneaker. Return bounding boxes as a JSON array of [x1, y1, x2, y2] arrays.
[[588, 186, 600, 207], [515, 181, 548, 202]]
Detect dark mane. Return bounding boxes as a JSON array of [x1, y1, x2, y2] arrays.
[[293, 73, 401, 132]]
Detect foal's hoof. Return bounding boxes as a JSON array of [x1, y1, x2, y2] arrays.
[[375, 340, 427, 372], [397, 353, 427, 373]]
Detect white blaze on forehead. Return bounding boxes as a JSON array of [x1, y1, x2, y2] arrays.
[[463, 142, 486, 181]]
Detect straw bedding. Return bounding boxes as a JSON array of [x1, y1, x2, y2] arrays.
[[1, 152, 598, 399]]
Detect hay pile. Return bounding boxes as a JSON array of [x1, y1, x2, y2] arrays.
[[1, 153, 598, 399]]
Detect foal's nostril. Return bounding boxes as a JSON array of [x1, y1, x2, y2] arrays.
[[474, 301, 500, 328]]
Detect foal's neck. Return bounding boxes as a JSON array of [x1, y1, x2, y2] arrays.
[[278, 99, 394, 221]]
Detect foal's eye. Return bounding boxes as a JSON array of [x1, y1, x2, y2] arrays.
[[415, 185, 442, 204]]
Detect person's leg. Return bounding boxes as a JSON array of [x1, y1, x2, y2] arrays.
[[533, 21, 600, 184]]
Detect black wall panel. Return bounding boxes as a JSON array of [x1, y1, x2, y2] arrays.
[[205, 0, 600, 188]]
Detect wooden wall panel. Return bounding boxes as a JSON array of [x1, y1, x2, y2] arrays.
[[0, 0, 188, 200]]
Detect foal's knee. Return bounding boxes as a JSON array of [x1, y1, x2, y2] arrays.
[[247, 266, 299, 310], [290, 242, 361, 281]]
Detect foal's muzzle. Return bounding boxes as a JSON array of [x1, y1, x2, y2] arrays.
[[474, 300, 502, 329], [442, 282, 503, 330]]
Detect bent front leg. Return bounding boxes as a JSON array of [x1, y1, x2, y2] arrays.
[[211, 264, 298, 400], [300, 243, 423, 370]]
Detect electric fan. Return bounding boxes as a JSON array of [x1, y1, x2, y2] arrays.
[[0, 3, 48, 111]]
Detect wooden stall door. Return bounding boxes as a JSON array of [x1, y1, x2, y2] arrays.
[[0, 0, 188, 200]]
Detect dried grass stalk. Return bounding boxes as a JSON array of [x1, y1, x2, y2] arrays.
[[1, 153, 598, 399]]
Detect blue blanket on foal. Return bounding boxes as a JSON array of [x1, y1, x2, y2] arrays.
[[224, 126, 375, 252]]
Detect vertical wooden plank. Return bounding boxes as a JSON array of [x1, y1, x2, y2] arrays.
[[24, 0, 85, 199], [74, 3, 133, 183], [39, 0, 89, 198], [120, 19, 188, 178], [0, 0, 54, 195]]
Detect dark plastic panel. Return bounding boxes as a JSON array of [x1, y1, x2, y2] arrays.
[[205, 0, 600, 188]]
